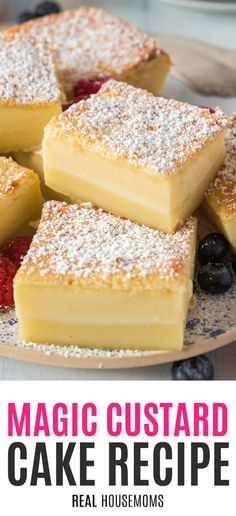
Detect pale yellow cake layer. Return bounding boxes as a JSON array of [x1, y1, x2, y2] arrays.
[[118, 53, 170, 96], [12, 149, 71, 202], [14, 283, 192, 323], [43, 132, 225, 233], [0, 173, 43, 246], [17, 319, 186, 351], [14, 284, 190, 351], [0, 103, 61, 153]]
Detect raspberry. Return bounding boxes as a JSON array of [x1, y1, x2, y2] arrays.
[[1, 235, 32, 268], [199, 105, 215, 114], [172, 355, 214, 381], [63, 74, 109, 111], [0, 257, 18, 310]]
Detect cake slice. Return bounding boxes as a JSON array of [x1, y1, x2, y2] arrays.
[[0, 33, 63, 153], [0, 156, 43, 246], [12, 149, 71, 202], [14, 201, 197, 351], [43, 80, 227, 233], [7, 7, 170, 99], [203, 114, 236, 252]]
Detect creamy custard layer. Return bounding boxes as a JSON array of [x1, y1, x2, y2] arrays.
[[7, 7, 170, 98], [43, 132, 225, 233], [0, 103, 61, 153]]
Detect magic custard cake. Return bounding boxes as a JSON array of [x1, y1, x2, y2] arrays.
[[14, 201, 197, 351], [0, 157, 43, 246], [0, 33, 63, 153], [7, 6, 170, 99], [43, 80, 227, 233], [203, 114, 236, 252]]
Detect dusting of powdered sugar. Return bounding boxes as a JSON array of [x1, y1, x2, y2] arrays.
[[0, 156, 30, 196], [17, 201, 196, 287], [52, 80, 227, 176], [206, 113, 236, 213], [10, 7, 164, 93], [0, 33, 62, 104]]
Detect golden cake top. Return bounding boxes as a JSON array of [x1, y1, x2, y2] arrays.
[[16, 201, 197, 290], [8, 7, 168, 93], [0, 156, 37, 197], [47, 80, 227, 177], [205, 114, 236, 214], [0, 33, 62, 105]]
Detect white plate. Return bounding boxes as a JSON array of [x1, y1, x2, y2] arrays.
[[157, 0, 236, 12]]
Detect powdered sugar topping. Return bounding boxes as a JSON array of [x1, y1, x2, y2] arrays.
[[206, 113, 236, 212], [0, 33, 62, 104], [12, 7, 163, 93], [53, 80, 227, 176], [18, 201, 196, 288]]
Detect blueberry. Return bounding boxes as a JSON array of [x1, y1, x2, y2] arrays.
[[232, 256, 236, 274], [35, 1, 62, 17], [197, 262, 233, 294], [17, 11, 36, 24], [172, 355, 214, 380], [198, 232, 229, 265]]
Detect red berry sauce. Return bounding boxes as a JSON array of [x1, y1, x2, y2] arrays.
[[64, 74, 110, 110]]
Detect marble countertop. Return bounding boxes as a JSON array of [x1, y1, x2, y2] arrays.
[[1, 0, 236, 380]]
